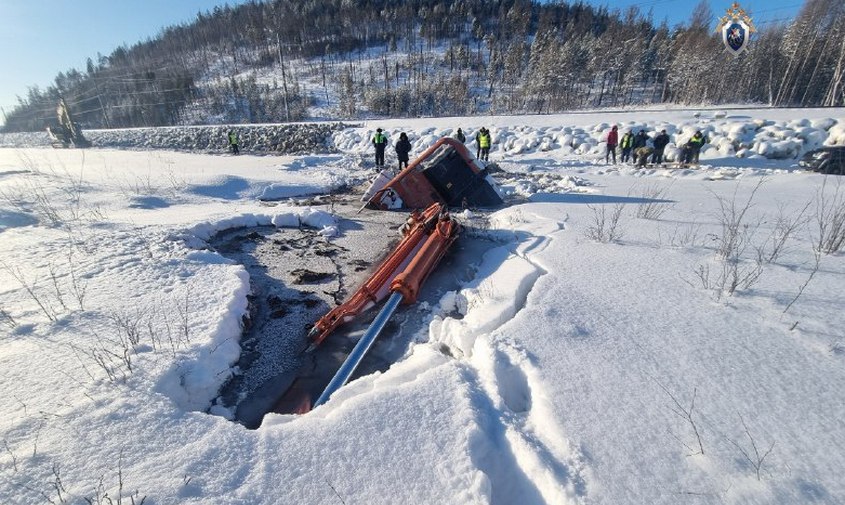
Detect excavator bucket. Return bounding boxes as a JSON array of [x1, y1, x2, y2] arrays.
[[364, 137, 503, 211]]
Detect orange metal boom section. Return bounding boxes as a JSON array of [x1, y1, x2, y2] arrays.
[[307, 203, 459, 347], [391, 211, 459, 304]]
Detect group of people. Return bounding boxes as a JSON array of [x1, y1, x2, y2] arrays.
[[371, 126, 493, 169], [606, 126, 706, 167], [231, 125, 706, 168]]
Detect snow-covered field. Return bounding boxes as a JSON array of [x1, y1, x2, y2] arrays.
[[1, 108, 845, 504]]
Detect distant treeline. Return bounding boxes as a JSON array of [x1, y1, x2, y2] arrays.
[[3, 0, 843, 132]]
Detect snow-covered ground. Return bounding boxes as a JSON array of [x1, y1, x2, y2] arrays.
[[1, 108, 845, 504]]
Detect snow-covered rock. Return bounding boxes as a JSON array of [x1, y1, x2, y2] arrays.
[[825, 123, 845, 146]]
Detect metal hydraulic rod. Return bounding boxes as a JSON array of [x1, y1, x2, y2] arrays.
[[309, 205, 460, 409], [313, 291, 404, 408]]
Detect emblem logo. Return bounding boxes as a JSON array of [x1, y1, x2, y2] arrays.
[[716, 2, 756, 56]]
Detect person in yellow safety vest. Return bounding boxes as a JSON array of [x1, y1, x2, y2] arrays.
[[372, 128, 388, 167], [620, 131, 634, 163], [228, 130, 239, 155], [477, 127, 492, 161], [686, 131, 706, 164]]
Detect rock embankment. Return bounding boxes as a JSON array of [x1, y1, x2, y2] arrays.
[[0, 122, 353, 154]]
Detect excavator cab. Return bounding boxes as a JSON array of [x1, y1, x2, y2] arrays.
[[364, 137, 503, 210]]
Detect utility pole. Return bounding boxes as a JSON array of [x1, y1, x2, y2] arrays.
[[276, 33, 291, 122], [92, 78, 111, 129]]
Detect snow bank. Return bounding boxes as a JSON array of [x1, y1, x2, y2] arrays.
[[184, 208, 337, 244], [0, 123, 349, 154], [331, 116, 843, 162], [155, 208, 340, 411]]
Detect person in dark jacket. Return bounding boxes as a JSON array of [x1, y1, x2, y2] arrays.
[[455, 128, 466, 143], [632, 130, 648, 165], [606, 125, 618, 164], [651, 130, 670, 165], [620, 130, 634, 163], [395, 132, 412, 170], [372, 128, 388, 167]]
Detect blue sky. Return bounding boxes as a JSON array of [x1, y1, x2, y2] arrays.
[[596, 0, 802, 27], [0, 0, 803, 125], [0, 0, 250, 122]]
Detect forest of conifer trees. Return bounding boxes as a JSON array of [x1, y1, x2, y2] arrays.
[[2, 0, 843, 132]]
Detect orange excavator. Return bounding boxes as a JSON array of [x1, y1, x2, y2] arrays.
[[273, 137, 502, 414]]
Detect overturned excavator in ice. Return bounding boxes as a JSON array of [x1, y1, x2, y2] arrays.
[[266, 137, 505, 417]]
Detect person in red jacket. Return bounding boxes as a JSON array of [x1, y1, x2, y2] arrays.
[[606, 125, 618, 164]]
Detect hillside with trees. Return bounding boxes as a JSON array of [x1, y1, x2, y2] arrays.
[[2, 0, 844, 132]]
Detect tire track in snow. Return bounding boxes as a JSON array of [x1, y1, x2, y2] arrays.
[[431, 211, 588, 504]]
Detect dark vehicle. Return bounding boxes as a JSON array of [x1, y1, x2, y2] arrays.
[[798, 147, 845, 175]]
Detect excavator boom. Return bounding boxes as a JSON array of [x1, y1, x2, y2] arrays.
[[307, 203, 451, 347]]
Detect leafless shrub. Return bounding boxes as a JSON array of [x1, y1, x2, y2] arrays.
[[813, 177, 845, 255], [764, 201, 811, 263], [15, 150, 42, 174], [144, 309, 161, 352], [2, 252, 88, 320], [0, 155, 104, 228], [658, 381, 705, 456], [177, 286, 192, 345], [154, 292, 194, 356], [51, 462, 69, 504], [47, 263, 69, 312], [1, 261, 60, 322], [692, 179, 767, 299], [634, 182, 673, 220], [585, 203, 626, 243], [66, 251, 88, 311], [659, 221, 708, 249], [3, 439, 18, 472], [0, 305, 18, 329], [0, 185, 30, 214], [721, 248, 765, 297], [691, 263, 714, 291], [729, 414, 775, 481], [713, 178, 765, 259], [109, 310, 146, 348], [60, 157, 87, 223], [325, 477, 348, 505], [691, 254, 765, 300], [84, 450, 147, 505], [0, 179, 64, 227], [782, 248, 822, 314], [83, 328, 135, 383], [118, 172, 159, 197], [29, 181, 64, 227]]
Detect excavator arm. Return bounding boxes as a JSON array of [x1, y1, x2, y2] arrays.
[[306, 203, 452, 348]]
